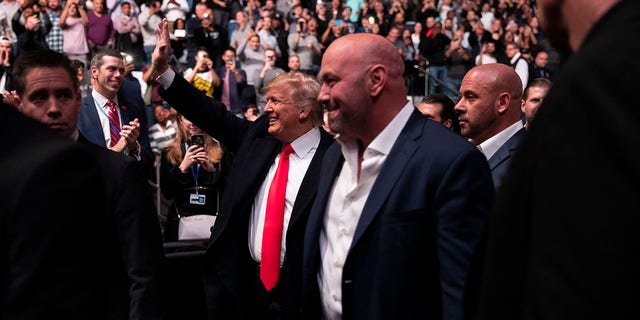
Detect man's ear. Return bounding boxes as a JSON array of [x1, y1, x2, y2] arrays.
[[496, 92, 511, 114], [298, 105, 311, 120], [368, 65, 387, 97]]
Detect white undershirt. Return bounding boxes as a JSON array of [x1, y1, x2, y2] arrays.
[[318, 101, 413, 320], [248, 127, 321, 264]]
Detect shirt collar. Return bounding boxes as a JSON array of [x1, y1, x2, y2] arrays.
[[337, 100, 414, 160], [92, 89, 119, 109], [477, 120, 523, 160], [289, 126, 321, 160]]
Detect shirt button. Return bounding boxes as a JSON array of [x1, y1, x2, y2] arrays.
[[332, 294, 338, 301], [341, 228, 348, 235], [334, 260, 342, 268]]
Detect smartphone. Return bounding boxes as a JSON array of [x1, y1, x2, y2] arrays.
[[190, 134, 205, 148], [368, 16, 375, 25]]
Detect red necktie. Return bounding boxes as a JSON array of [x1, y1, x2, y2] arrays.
[[106, 100, 121, 147], [260, 143, 294, 291]]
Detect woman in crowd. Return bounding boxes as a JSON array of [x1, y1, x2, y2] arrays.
[[160, 113, 232, 242]]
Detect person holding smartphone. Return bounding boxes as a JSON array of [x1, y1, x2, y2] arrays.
[[159, 113, 232, 242], [213, 48, 247, 117], [287, 17, 320, 76]]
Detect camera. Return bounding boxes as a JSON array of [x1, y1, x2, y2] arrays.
[[298, 21, 304, 30], [190, 134, 205, 148], [226, 56, 233, 63]]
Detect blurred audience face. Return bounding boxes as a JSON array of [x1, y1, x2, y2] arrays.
[[534, 51, 549, 68], [288, 55, 300, 72], [180, 116, 203, 137], [521, 85, 549, 126]]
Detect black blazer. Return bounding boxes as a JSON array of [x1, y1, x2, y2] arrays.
[[160, 74, 333, 319], [78, 134, 165, 320], [475, 1, 640, 319], [0, 107, 111, 319]]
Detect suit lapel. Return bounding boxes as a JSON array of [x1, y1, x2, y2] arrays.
[[305, 143, 344, 255], [288, 131, 333, 228], [487, 128, 525, 170], [351, 112, 423, 250], [117, 93, 132, 124], [78, 96, 106, 147]]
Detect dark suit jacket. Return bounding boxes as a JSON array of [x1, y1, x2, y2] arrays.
[[0, 107, 111, 319], [487, 127, 525, 190], [475, 1, 640, 319], [160, 74, 333, 320], [78, 134, 165, 320], [301, 112, 495, 320], [78, 88, 154, 171]]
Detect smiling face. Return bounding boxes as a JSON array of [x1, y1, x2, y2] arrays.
[[91, 55, 124, 99], [318, 43, 371, 138], [263, 86, 305, 143], [19, 67, 81, 137]]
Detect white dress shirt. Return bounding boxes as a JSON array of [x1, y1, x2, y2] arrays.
[[249, 127, 321, 264], [318, 101, 414, 320], [92, 90, 122, 148], [477, 120, 523, 160]]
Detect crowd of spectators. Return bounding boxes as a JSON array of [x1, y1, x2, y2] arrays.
[[1, 0, 556, 107]]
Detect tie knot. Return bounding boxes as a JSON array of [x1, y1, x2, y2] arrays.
[[282, 144, 294, 157], [106, 100, 117, 111]]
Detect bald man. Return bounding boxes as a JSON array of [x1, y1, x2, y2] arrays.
[[302, 33, 494, 320], [455, 63, 525, 189]]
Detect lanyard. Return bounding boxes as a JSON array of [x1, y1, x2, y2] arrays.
[[185, 143, 201, 191], [97, 103, 122, 137]]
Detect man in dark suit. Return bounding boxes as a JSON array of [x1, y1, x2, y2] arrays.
[[78, 48, 154, 171], [302, 33, 494, 320], [11, 50, 165, 320], [474, 0, 640, 319], [0, 105, 111, 320], [152, 19, 333, 319], [454, 63, 526, 190]]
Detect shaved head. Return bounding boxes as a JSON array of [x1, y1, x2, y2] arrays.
[[318, 33, 409, 148], [455, 63, 523, 144]]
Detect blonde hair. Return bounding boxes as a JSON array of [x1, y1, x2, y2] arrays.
[[261, 71, 322, 126], [164, 114, 223, 166]]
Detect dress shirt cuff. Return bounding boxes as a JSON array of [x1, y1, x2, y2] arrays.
[[156, 68, 176, 89]]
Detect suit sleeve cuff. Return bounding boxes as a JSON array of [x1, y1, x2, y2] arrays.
[[156, 68, 176, 90]]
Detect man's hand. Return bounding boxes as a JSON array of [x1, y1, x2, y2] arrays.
[[152, 18, 171, 75], [120, 118, 141, 152]]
